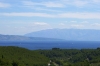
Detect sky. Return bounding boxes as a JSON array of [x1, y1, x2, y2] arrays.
[[0, 0, 100, 35]]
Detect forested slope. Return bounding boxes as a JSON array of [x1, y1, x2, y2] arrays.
[[0, 46, 49, 66], [1, 46, 100, 66], [37, 48, 100, 66]]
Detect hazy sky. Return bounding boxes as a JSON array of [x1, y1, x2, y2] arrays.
[[0, 0, 100, 35]]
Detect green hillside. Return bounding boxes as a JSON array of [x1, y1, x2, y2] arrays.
[[37, 48, 100, 66], [1, 46, 100, 66], [0, 46, 49, 66]]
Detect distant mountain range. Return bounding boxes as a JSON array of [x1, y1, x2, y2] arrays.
[[0, 34, 30, 41], [0, 34, 61, 41], [25, 29, 100, 41], [1, 29, 100, 41]]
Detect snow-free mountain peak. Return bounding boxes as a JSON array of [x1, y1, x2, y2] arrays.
[[25, 29, 100, 41]]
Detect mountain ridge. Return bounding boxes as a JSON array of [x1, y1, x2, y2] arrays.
[[25, 29, 100, 41], [0, 34, 62, 41]]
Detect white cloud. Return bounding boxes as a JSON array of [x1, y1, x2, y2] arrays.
[[59, 23, 65, 26], [56, 0, 89, 8], [22, 1, 62, 12], [22, 1, 65, 8], [22, 0, 99, 8], [33, 22, 49, 26], [0, 2, 11, 8], [25, 22, 52, 34], [1, 12, 55, 17], [0, 21, 52, 35], [91, 23, 100, 26], [92, 0, 100, 3], [1, 12, 100, 19], [81, 21, 89, 24], [85, 23, 100, 29], [58, 23, 85, 29], [21, 0, 100, 12], [69, 0, 88, 7], [22, 1, 35, 6], [29, 7, 62, 12], [58, 12, 100, 19], [70, 21, 77, 23], [23, 0, 89, 8], [71, 24, 84, 28], [42, 1, 65, 8]]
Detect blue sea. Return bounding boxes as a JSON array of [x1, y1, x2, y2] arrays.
[[0, 41, 100, 50]]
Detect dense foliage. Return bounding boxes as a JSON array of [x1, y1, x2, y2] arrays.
[[37, 48, 100, 66], [1, 46, 100, 66], [0, 46, 49, 66]]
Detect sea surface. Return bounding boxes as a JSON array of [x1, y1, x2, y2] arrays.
[[0, 41, 100, 50]]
